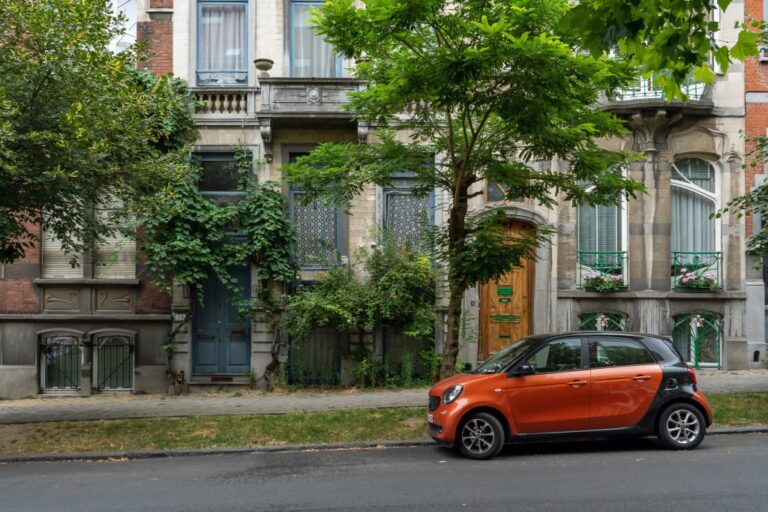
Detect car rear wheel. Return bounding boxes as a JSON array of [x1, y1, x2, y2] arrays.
[[657, 403, 706, 450], [457, 412, 504, 460]]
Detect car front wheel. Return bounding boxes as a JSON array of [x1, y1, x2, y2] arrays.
[[657, 403, 706, 450], [457, 412, 504, 460]]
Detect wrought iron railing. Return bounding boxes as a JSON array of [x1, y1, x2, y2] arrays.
[[671, 251, 722, 291], [615, 74, 706, 101], [577, 251, 628, 291]]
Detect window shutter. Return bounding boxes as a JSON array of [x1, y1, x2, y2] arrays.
[[42, 232, 83, 279], [94, 208, 136, 279]]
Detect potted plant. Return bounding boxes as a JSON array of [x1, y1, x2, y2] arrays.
[[676, 268, 719, 292], [583, 271, 626, 293]]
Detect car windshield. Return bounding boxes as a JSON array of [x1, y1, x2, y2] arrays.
[[472, 337, 540, 374]]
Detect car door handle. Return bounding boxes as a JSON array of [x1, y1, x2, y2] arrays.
[[633, 375, 651, 382], [569, 380, 588, 388]]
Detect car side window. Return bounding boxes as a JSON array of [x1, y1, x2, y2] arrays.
[[524, 338, 582, 374], [590, 338, 655, 368]]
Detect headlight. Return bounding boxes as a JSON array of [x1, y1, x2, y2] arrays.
[[442, 384, 464, 405]]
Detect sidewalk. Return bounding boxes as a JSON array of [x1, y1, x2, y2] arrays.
[[0, 369, 766, 425]]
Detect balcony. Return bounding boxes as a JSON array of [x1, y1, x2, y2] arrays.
[[257, 77, 364, 120], [671, 251, 722, 292], [602, 75, 713, 114], [190, 88, 258, 124], [577, 251, 628, 292]]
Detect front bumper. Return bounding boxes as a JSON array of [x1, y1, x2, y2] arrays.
[[427, 395, 467, 445]]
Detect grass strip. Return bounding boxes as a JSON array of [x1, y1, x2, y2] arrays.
[[0, 393, 764, 456], [0, 407, 428, 456]]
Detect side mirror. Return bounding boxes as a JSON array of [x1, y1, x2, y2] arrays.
[[508, 364, 534, 377]]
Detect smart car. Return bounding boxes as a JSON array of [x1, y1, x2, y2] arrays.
[[427, 332, 713, 459]]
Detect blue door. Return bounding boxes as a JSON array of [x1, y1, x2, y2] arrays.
[[192, 267, 251, 373]]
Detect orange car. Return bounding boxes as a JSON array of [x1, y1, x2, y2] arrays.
[[428, 332, 713, 459]]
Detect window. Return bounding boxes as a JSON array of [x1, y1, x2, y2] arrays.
[[382, 178, 432, 252], [590, 338, 654, 368], [577, 184, 626, 287], [94, 332, 135, 390], [578, 312, 626, 332], [672, 312, 722, 368], [41, 229, 84, 279], [40, 333, 81, 390], [671, 158, 717, 254], [197, 0, 248, 85], [288, 152, 343, 269], [42, 204, 136, 280], [290, 0, 339, 77], [524, 338, 582, 374], [196, 152, 246, 206]]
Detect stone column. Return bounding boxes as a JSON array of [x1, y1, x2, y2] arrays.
[[627, 110, 681, 291]]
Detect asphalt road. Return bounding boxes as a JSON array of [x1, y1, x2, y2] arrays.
[[1, 434, 766, 512]]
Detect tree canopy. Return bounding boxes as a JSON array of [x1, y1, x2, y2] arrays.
[[0, 0, 198, 263], [282, 0, 653, 377]]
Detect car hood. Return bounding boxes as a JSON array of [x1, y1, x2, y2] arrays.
[[429, 372, 500, 396]]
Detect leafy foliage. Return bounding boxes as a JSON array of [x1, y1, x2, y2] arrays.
[[283, 244, 436, 343], [138, 150, 296, 300], [0, 0, 199, 262], [566, 0, 759, 99], [283, 0, 645, 377]]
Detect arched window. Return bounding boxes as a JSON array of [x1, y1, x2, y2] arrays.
[[39, 331, 82, 390], [93, 331, 135, 390], [671, 159, 721, 288], [578, 312, 626, 332], [577, 186, 626, 288], [672, 312, 722, 368]]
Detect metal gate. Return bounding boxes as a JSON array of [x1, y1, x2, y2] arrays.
[[288, 330, 342, 385], [42, 335, 81, 390], [95, 335, 134, 390]]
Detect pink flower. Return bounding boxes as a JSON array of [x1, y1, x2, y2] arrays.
[[680, 268, 687, 273]]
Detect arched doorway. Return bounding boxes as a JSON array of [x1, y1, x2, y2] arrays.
[[479, 220, 535, 360]]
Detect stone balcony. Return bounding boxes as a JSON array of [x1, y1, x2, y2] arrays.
[[257, 77, 368, 161], [601, 76, 714, 115], [190, 87, 258, 125]]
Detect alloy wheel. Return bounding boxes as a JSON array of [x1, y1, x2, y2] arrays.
[[665, 409, 701, 445], [461, 418, 496, 455]]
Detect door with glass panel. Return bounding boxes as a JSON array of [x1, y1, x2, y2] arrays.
[[197, 0, 248, 85]]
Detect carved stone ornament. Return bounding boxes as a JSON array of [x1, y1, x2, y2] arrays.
[[629, 109, 682, 154], [307, 88, 321, 104], [357, 122, 369, 144], [259, 119, 273, 162]]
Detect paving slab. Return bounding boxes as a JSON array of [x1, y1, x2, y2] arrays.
[[0, 369, 765, 425]]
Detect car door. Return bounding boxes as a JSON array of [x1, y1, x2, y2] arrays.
[[503, 336, 590, 433], [588, 336, 663, 430]]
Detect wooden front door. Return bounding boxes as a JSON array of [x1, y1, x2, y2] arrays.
[[480, 221, 534, 360]]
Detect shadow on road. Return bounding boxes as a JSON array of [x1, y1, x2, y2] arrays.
[[432, 435, 716, 459]]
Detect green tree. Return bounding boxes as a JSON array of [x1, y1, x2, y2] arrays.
[[282, 0, 647, 378], [0, 0, 198, 263]]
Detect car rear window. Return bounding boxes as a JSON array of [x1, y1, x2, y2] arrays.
[[591, 338, 655, 368]]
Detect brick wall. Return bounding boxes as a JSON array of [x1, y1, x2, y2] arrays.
[[744, 0, 767, 236], [137, 19, 173, 76], [0, 280, 38, 313], [136, 280, 171, 313]]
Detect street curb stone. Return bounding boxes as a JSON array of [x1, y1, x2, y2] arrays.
[[1, 427, 765, 464]]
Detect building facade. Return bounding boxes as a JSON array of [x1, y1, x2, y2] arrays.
[[0, 0, 764, 399]]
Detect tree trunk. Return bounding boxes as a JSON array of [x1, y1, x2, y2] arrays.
[[439, 179, 471, 379]]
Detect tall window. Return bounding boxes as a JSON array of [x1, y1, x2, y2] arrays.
[[578, 201, 622, 254], [577, 187, 625, 285], [288, 152, 342, 269], [383, 178, 432, 253], [197, 0, 248, 85], [290, 0, 339, 77], [671, 158, 717, 254], [672, 312, 722, 368]]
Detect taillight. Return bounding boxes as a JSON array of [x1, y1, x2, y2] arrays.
[[688, 368, 698, 386]]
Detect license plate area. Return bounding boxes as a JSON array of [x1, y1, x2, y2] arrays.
[[427, 413, 434, 423]]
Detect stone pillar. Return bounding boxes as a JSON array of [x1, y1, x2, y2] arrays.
[[746, 254, 766, 368], [627, 110, 681, 291]]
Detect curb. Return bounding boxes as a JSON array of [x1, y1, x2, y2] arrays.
[[0, 439, 435, 464], [1, 427, 766, 464]]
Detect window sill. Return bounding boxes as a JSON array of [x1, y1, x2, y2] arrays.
[[33, 279, 140, 286]]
